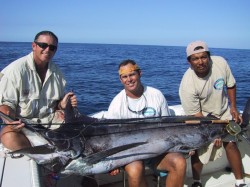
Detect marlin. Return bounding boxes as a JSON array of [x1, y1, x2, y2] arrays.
[[2, 98, 250, 176]]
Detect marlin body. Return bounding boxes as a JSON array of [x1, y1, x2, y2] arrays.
[[7, 99, 250, 176]]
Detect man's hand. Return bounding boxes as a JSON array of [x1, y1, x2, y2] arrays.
[[109, 168, 120, 176], [58, 92, 77, 109], [188, 150, 195, 156], [230, 106, 243, 124], [213, 138, 222, 147], [0, 105, 24, 131], [8, 120, 25, 132]]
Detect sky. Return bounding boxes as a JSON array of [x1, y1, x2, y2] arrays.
[[1, 0, 250, 49]]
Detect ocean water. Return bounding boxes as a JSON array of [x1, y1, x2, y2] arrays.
[[0, 42, 250, 115]]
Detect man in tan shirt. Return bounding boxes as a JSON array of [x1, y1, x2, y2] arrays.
[[0, 31, 77, 151], [179, 41, 246, 187]]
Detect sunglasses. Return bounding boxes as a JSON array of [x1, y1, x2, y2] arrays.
[[34, 41, 57, 52]]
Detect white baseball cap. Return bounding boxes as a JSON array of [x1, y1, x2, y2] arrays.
[[186, 41, 209, 58]]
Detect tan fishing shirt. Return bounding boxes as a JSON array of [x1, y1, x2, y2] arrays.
[[0, 52, 66, 124]]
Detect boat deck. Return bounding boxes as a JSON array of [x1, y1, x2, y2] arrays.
[[96, 162, 250, 187]]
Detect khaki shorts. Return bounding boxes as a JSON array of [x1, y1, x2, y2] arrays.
[[198, 134, 237, 164]]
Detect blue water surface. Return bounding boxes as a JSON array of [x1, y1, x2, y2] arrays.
[[0, 42, 249, 114]]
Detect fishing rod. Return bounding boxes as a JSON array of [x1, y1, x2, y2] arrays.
[[0, 111, 247, 139]]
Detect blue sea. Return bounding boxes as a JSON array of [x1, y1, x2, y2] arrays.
[[0, 42, 250, 115]]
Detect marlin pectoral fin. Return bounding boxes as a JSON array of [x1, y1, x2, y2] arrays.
[[83, 142, 147, 164], [10, 144, 56, 155]]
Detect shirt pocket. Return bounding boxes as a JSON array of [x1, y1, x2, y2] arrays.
[[18, 97, 39, 118]]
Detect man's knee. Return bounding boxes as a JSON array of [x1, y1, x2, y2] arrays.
[[125, 161, 145, 177], [0, 126, 30, 150], [164, 153, 187, 172], [173, 155, 187, 170], [1, 126, 14, 146]]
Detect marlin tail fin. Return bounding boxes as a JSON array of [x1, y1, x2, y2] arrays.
[[239, 98, 250, 144], [242, 98, 250, 127]]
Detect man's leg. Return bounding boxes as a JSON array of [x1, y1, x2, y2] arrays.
[[191, 150, 203, 180], [124, 160, 148, 187], [0, 126, 31, 151], [223, 142, 243, 179], [156, 152, 186, 187], [191, 150, 203, 186]]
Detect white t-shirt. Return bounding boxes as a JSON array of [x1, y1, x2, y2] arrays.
[[105, 86, 170, 119], [0, 52, 66, 124], [179, 56, 235, 120]]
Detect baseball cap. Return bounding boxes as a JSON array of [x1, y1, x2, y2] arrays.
[[186, 41, 209, 58]]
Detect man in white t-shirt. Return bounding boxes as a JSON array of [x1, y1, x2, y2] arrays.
[[179, 41, 246, 187], [105, 59, 187, 187]]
